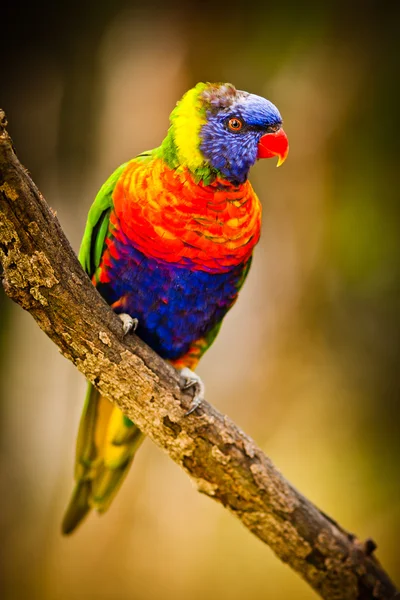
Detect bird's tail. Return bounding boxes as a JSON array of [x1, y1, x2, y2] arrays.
[[62, 383, 144, 535]]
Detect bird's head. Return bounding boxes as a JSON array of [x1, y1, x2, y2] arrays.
[[163, 82, 289, 184]]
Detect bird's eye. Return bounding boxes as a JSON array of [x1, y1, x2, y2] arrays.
[[266, 124, 281, 133], [228, 117, 243, 132]]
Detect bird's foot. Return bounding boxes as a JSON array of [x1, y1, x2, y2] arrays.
[[118, 313, 139, 336], [180, 368, 205, 416]]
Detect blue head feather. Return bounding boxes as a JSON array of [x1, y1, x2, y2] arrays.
[[199, 84, 282, 183]]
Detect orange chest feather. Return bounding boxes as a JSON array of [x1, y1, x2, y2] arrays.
[[112, 158, 262, 272]]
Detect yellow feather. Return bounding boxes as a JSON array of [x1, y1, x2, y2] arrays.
[[172, 83, 208, 171], [94, 395, 114, 455], [103, 407, 132, 468]]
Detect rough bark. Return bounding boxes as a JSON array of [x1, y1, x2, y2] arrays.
[[0, 110, 397, 600]]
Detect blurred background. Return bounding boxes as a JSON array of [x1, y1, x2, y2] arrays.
[[1, 1, 399, 598]]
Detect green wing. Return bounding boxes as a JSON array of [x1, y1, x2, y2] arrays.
[[236, 255, 253, 291], [206, 255, 252, 344], [63, 158, 151, 535], [79, 151, 153, 276], [78, 162, 128, 277]]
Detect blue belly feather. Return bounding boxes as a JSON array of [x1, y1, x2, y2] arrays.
[[98, 239, 245, 361]]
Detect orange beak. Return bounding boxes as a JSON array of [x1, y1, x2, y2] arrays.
[[257, 128, 289, 167]]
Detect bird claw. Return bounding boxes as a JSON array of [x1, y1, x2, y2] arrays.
[[180, 367, 205, 416], [118, 313, 139, 336]]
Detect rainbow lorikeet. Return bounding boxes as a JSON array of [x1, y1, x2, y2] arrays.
[[62, 82, 289, 534]]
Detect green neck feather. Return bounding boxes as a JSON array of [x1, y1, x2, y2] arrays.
[[155, 83, 220, 186], [157, 130, 219, 185]]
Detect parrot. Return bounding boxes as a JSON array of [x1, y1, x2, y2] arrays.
[[61, 81, 289, 534]]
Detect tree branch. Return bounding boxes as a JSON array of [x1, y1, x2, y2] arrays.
[[0, 110, 397, 600]]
